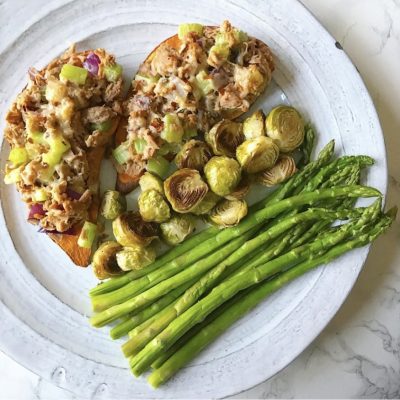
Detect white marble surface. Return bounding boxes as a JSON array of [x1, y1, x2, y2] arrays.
[[0, 0, 399, 398]]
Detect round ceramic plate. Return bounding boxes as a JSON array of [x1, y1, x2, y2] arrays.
[[0, 0, 386, 398]]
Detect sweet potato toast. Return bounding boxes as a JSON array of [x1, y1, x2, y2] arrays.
[[3, 46, 123, 266], [115, 21, 275, 193]]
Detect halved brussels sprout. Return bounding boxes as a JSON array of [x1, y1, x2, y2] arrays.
[[243, 110, 265, 140], [209, 199, 248, 227], [164, 168, 208, 213], [257, 155, 297, 187], [92, 241, 124, 280], [160, 214, 195, 246], [191, 191, 221, 216], [116, 245, 156, 272], [138, 189, 171, 223], [112, 211, 159, 247], [100, 190, 127, 220], [204, 156, 241, 197], [236, 136, 279, 174], [225, 177, 251, 200], [174, 140, 213, 171], [265, 105, 305, 152], [139, 172, 164, 194], [205, 120, 244, 157]]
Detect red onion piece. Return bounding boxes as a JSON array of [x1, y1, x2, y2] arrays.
[[38, 227, 75, 235], [83, 52, 100, 75], [29, 203, 45, 219]]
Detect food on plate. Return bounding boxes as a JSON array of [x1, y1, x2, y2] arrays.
[[112, 211, 159, 247], [191, 191, 221, 216], [92, 241, 124, 280], [138, 189, 171, 223], [242, 109, 265, 140], [209, 198, 248, 227], [114, 20, 275, 193], [236, 136, 279, 173], [164, 168, 208, 213], [265, 105, 305, 152], [100, 190, 127, 219], [89, 136, 395, 387], [116, 245, 156, 271], [257, 155, 297, 186], [204, 156, 241, 196], [3, 45, 123, 266], [160, 214, 196, 246], [138, 171, 164, 193], [174, 140, 213, 171]]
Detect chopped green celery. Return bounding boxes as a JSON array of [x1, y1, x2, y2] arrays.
[[178, 23, 203, 40], [42, 134, 70, 167], [28, 131, 47, 145], [161, 114, 184, 143], [9, 147, 28, 166], [134, 138, 147, 154], [147, 155, 170, 179], [195, 70, 215, 96], [32, 188, 48, 202], [208, 44, 230, 62], [37, 166, 55, 183], [158, 142, 181, 156], [60, 64, 88, 85], [135, 74, 159, 84], [77, 221, 97, 249], [215, 29, 248, 46], [90, 120, 112, 132], [104, 64, 122, 82], [4, 166, 23, 184], [113, 141, 132, 165]]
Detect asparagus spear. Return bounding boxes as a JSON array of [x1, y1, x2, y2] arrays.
[[297, 126, 315, 169], [147, 211, 395, 387], [129, 202, 383, 376], [90, 226, 220, 297]]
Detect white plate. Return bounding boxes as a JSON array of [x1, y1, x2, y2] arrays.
[[0, 0, 387, 398]]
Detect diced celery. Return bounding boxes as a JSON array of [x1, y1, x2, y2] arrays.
[[9, 147, 28, 166], [42, 134, 71, 167], [161, 114, 184, 144], [104, 64, 122, 82], [4, 166, 23, 184], [135, 74, 159, 84], [113, 141, 132, 165], [195, 70, 215, 96], [60, 64, 88, 85], [37, 166, 55, 183], [178, 23, 203, 40], [147, 156, 170, 179], [90, 120, 112, 132], [134, 138, 147, 154], [28, 131, 47, 145], [158, 142, 181, 156], [77, 221, 97, 249], [208, 44, 230, 63], [32, 188, 48, 202]]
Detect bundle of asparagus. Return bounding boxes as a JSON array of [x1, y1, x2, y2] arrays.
[[89, 137, 395, 388]]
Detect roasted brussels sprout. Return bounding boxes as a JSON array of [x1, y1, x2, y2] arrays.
[[139, 172, 164, 194], [204, 156, 241, 197], [100, 190, 127, 220], [257, 155, 297, 186], [209, 199, 248, 227], [225, 177, 251, 200], [160, 214, 195, 246], [174, 140, 213, 171], [236, 136, 279, 174], [138, 189, 171, 223], [243, 110, 265, 140], [191, 191, 221, 215], [112, 211, 159, 247], [116, 245, 156, 272], [265, 105, 305, 152], [164, 168, 208, 213], [205, 120, 244, 157], [92, 241, 124, 280]]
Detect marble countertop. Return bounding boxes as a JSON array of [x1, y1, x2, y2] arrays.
[[1, 0, 399, 398]]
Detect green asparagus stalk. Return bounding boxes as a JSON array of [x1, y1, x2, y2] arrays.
[[89, 226, 220, 297], [110, 278, 199, 340], [121, 206, 360, 357], [297, 126, 315, 169], [129, 202, 383, 376], [147, 211, 395, 387]]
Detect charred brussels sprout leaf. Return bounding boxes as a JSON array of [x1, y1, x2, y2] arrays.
[[205, 120, 244, 157], [174, 140, 213, 171], [257, 155, 297, 186], [164, 169, 208, 213], [92, 241, 124, 280], [191, 191, 221, 216], [210, 199, 248, 227]]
